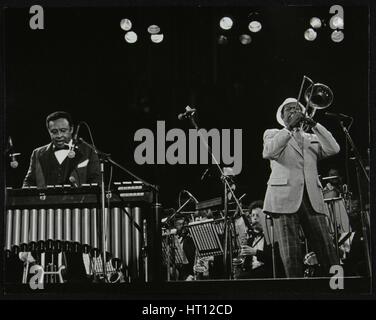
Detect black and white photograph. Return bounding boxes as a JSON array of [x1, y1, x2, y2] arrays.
[[1, 0, 374, 305]]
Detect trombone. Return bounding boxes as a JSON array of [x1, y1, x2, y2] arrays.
[[295, 75, 334, 130]]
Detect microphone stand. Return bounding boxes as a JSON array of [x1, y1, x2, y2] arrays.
[[164, 198, 192, 227], [78, 138, 160, 283], [266, 215, 276, 278], [337, 121, 371, 277], [187, 114, 245, 280]]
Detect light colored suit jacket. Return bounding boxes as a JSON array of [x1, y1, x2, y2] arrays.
[[262, 123, 340, 214]]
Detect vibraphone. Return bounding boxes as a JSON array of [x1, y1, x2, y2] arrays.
[[4, 182, 160, 282]]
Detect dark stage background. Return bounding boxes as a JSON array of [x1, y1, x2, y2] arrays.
[[4, 6, 369, 210]]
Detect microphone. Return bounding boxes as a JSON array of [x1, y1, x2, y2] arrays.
[[69, 176, 78, 188], [325, 112, 353, 120], [8, 137, 21, 169], [10, 153, 20, 169], [68, 123, 81, 159], [178, 106, 196, 120], [183, 190, 199, 204]]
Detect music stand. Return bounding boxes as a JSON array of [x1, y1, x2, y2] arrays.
[[188, 218, 225, 258]]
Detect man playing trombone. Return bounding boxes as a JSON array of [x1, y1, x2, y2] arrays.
[[262, 95, 340, 278]]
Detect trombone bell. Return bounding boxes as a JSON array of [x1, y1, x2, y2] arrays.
[[305, 83, 333, 110]]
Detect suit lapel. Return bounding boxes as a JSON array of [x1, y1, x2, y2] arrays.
[[67, 147, 84, 175], [302, 133, 307, 153], [39, 143, 53, 181]]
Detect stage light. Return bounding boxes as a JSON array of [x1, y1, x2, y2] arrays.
[[124, 31, 138, 43], [148, 25, 161, 34], [239, 34, 251, 45], [331, 30, 344, 43], [120, 18, 132, 31], [219, 17, 233, 30], [331, 16, 344, 29], [217, 35, 228, 45], [247, 12, 262, 33], [248, 20, 262, 33], [151, 34, 164, 43], [310, 17, 322, 29], [304, 28, 317, 41]]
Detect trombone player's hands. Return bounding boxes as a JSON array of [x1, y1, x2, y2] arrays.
[[302, 116, 317, 130], [286, 112, 317, 131], [286, 112, 305, 131]]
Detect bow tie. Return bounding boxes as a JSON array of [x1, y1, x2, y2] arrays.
[[54, 145, 70, 151]]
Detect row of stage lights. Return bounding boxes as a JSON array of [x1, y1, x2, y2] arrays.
[[119, 14, 263, 45], [218, 13, 262, 45], [220, 12, 344, 45], [304, 15, 344, 42], [120, 9, 344, 45], [120, 18, 164, 43]]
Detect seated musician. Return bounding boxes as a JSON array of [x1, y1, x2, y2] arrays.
[[323, 168, 343, 196], [21, 111, 101, 282], [235, 200, 284, 279], [322, 168, 351, 234]]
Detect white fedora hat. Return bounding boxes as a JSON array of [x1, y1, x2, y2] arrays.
[[276, 98, 305, 127]]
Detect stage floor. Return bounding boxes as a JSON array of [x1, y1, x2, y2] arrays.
[[2, 276, 372, 299]]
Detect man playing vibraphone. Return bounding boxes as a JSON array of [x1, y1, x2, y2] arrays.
[[23, 111, 100, 188], [21, 111, 101, 282]]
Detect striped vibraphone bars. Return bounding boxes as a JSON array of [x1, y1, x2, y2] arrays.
[[4, 182, 155, 280]]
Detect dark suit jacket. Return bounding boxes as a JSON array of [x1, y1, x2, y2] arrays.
[[241, 238, 285, 279], [23, 142, 101, 188]]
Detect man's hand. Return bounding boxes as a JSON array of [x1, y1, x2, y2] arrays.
[[19, 252, 36, 264], [286, 112, 305, 131], [185, 275, 194, 281], [303, 117, 317, 130]]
